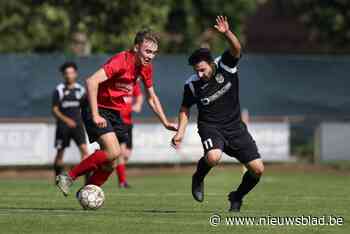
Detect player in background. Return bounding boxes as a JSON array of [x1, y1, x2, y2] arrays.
[[52, 62, 89, 179], [56, 29, 177, 196], [116, 81, 144, 188], [171, 16, 264, 212]]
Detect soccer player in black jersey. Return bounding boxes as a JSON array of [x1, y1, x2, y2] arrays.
[[52, 62, 89, 178], [171, 16, 264, 212]]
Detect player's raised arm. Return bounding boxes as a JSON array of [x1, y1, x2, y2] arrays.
[[145, 86, 177, 131], [214, 15, 241, 58], [85, 68, 108, 128]]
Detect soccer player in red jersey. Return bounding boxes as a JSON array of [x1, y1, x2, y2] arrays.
[[116, 81, 144, 188], [56, 29, 177, 196]]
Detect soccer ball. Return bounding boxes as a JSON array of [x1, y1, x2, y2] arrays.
[[77, 184, 105, 210]]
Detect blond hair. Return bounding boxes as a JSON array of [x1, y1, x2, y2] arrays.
[[134, 28, 159, 45]]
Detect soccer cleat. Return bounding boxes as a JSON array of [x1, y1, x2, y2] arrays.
[[56, 173, 73, 196], [76, 188, 81, 199], [228, 191, 243, 212], [76, 186, 84, 200], [191, 174, 204, 202], [119, 182, 131, 189]]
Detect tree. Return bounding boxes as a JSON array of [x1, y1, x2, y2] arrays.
[[0, 1, 69, 52], [0, 0, 257, 53], [287, 0, 350, 51], [163, 0, 257, 53]]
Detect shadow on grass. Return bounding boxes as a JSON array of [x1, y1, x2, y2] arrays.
[[0, 206, 83, 213], [141, 209, 216, 214], [143, 209, 177, 214]]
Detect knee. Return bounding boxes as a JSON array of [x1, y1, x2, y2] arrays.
[[106, 147, 121, 160], [123, 155, 129, 163], [81, 148, 89, 156], [251, 164, 264, 178], [206, 151, 221, 167]]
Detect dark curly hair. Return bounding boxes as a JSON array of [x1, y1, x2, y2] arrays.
[[59, 61, 78, 73], [188, 48, 214, 66]]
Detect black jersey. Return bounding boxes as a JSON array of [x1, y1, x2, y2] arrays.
[[181, 50, 242, 128], [52, 82, 86, 124]]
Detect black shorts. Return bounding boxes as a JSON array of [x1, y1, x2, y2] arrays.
[[54, 123, 86, 149], [82, 106, 129, 144], [198, 122, 260, 164]]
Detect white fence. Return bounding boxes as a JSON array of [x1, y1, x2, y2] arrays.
[[315, 122, 350, 161], [0, 121, 290, 166]]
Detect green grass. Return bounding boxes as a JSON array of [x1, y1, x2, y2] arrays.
[[0, 166, 348, 234]]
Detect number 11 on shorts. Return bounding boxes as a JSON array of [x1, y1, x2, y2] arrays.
[[203, 138, 213, 150]]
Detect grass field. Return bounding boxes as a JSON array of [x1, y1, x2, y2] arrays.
[[0, 165, 348, 234]]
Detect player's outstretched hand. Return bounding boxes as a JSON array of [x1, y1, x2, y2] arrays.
[[164, 122, 178, 131], [214, 15, 230, 34], [171, 133, 183, 149], [93, 115, 107, 128]]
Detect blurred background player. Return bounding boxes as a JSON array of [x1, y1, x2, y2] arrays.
[[116, 81, 144, 188], [56, 29, 177, 196], [171, 16, 264, 212], [52, 62, 89, 180]]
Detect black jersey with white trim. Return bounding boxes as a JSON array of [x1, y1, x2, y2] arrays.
[[181, 50, 242, 127], [52, 82, 86, 124]]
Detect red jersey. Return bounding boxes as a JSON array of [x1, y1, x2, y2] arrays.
[[120, 82, 142, 125], [98, 50, 152, 112]]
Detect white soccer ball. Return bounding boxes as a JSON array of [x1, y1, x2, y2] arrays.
[[77, 184, 105, 210]]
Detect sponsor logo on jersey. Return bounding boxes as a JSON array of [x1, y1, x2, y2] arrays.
[[115, 82, 133, 93], [201, 83, 209, 90], [200, 82, 232, 106], [62, 101, 80, 108]]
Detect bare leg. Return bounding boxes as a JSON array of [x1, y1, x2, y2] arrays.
[[78, 143, 89, 160], [78, 143, 90, 183]]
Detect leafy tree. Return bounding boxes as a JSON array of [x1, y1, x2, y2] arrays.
[[159, 0, 257, 53], [0, 0, 257, 53], [0, 1, 69, 52], [287, 0, 350, 51]]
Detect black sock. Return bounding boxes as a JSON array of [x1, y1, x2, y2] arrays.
[[194, 157, 212, 181], [54, 165, 64, 176], [235, 171, 260, 200]]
